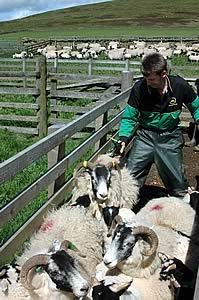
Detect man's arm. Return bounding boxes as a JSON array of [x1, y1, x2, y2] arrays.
[[118, 104, 139, 155]]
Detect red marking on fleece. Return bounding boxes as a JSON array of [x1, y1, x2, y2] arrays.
[[150, 204, 163, 211], [40, 219, 54, 232]]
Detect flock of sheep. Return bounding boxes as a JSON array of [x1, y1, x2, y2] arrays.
[[0, 153, 199, 299], [13, 40, 199, 61]]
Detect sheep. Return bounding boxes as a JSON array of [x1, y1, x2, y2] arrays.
[[136, 196, 196, 235], [45, 51, 57, 59], [0, 243, 89, 300], [90, 274, 137, 300], [12, 51, 27, 59], [59, 52, 71, 59], [70, 154, 139, 220], [159, 253, 195, 289], [107, 48, 126, 60], [12, 205, 106, 299], [103, 224, 175, 299], [104, 195, 199, 274], [135, 194, 199, 271], [103, 207, 136, 234], [0, 263, 23, 299], [102, 197, 199, 296], [188, 52, 199, 62], [107, 41, 120, 50]]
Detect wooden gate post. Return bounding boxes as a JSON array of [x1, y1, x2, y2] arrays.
[[22, 57, 27, 88], [120, 70, 133, 110], [88, 58, 93, 76], [36, 56, 48, 138], [48, 124, 66, 198], [50, 78, 58, 121], [121, 70, 133, 92]]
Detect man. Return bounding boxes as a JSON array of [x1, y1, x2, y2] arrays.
[[118, 53, 199, 197]]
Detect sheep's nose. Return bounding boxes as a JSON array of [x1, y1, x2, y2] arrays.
[[99, 193, 107, 198], [80, 286, 89, 293], [103, 260, 110, 266]]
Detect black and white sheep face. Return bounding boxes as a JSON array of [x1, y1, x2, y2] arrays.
[[92, 276, 132, 300], [90, 165, 111, 201], [102, 206, 119, 228], [45, 250, 89, 298], [103, 225, 136, 269]]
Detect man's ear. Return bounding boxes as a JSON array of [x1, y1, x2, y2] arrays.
[[161, 70, 167, 78]]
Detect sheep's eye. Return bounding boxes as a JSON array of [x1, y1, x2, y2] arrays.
[[126, 242, 134, 247]]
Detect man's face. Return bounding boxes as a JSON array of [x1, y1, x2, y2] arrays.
[[144, 71, 166, 89]]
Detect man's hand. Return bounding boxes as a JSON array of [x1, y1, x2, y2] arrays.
[[119, 141, 126, 155], [111, 138, 126, 157]]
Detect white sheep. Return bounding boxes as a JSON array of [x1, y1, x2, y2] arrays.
[[135, 194, 199, 273], [105, 195, 199, 275], [70, 154, 139, 220], [3, 205, 106, 299], [0, 261, 69, 300], [103, 224, 175, 299], [12, 51, 27, 59], [136, 196, 196, 235], [107, 48, 126, 60], [102, 196, 199, 296]]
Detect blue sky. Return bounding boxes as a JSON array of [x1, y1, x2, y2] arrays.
[[0, 0, 111, 21]]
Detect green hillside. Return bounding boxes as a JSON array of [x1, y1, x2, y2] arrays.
[[0, 0, 198, 40]]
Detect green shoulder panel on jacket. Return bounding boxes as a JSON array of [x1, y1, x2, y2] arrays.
[[119, 104, 139, 138], [186, 96, 199, 123]]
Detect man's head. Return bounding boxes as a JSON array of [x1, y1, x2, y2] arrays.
[[141, 53, 168, 89]]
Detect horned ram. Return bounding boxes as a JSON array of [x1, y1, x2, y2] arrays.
[[0, 205, 106, 299], [103, 224, 175, 299]]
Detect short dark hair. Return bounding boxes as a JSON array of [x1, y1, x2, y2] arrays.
[[141, 53, 168, 76]]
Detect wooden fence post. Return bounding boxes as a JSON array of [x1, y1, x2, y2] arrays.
[[36, 56, 48, 138], [120, 70, 133, 110], [95, 86, 116, 151], [54, 56, 58, 72], [121, 70, 133, 92], [22, 57, 27, 88], [48, 124, 66, 198], [125, 59, 130, 71], [88, 58, 92, 76], [50, 78, 58, 121]]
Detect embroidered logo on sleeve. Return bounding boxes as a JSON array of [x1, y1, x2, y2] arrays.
[[168, 97, 177, 107]]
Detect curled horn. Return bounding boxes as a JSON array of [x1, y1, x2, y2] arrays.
[[132, 226, 158, 256], [61, 240, 86, 258], [20, 254, 50, 290], [0, 268, 7, 277], [107, 161, 122, 178], [107, 214, 124, 237], [73, 161, 95, 179]]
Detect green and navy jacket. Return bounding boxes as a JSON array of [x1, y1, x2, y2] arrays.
[[119, 75, 199, 142]]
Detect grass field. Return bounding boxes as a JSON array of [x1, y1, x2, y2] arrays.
[[0, 0, 198, 40]]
